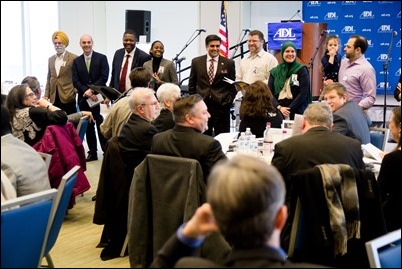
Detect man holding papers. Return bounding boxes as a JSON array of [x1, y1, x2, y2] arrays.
[[72, 34, 109, 161]]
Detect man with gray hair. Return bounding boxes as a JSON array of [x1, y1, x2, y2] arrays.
[[119, 87, 159, 179], [272, 102, 365, 205], [153, 83, 181, 132]]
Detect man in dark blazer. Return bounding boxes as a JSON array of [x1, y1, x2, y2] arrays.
[[151, 94, 227, 180], [271, 102, 365, 205], [150, 154, 327, 268], [188, 34, 236, 136], [109, 29, 151, 95], [322, 82, 370, 144], [72, 34, 109, 161]]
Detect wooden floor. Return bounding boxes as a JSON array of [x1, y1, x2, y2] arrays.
[[47, 154, 130, 268]]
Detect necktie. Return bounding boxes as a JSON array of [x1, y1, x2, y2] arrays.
[[118, 55, 130, 93], [85, 58, 90, 72], [208, 59, 215, 84]]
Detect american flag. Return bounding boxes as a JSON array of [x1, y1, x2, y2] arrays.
[[219, 1, 229, 58]]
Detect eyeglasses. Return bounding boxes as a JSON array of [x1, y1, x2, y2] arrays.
[[25, 92, 36, 98], [141, 101, 159, 107]]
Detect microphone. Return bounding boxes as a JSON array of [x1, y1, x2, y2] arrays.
[[288, 10, 300, 22], [321, 29, 329, 35], [196, 29, 206, 32], [242, 29, 250, 33], [392, 31, 398, 37], [176, 57, 186, 64]]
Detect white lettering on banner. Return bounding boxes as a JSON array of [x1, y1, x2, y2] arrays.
[[397, 40, 401, 47], [341, 26, 355, 33], [367, 40, 373, 47], [324, 12, 338, 20], [362, 29, 372, 33], [307, 1, 321, 7], [360, 11, 374, 19], [380, 13, 391, 17], [344, 14, 353, 18], [342, 1, 357, 5], [273, 28, 296, 39], [396, 69, 401, 77], [377, 54, 389, 61], [377, 25, 391, 33], [377, 82, 391, 90]]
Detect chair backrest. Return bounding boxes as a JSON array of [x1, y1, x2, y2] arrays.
[[38, 152, 52, 170], [76, 115, 89, 141], [128, 154, 206, 267], [1, 189, 57, 268], [369, 126, 390, 151], [42, 165, 80, 261], [366, 229, 401, 268], [286, 164, 386, 267]]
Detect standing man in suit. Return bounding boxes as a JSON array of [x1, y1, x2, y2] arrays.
[[45, 31, 77, 115], [109, 29, 151, 95], [271, 102, 365, 205], [72, 34, 109, 161], [188, 34, 236, 136], [151, 94, 227, 179], [322, 82, 370, 144]]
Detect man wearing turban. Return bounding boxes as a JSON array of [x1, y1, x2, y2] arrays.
[[44, 31, 78, 115]]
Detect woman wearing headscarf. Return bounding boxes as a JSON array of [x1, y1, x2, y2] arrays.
[[143, 40, 178, 91], [44, 31, 78, 115], [268, 41, 311, 120]]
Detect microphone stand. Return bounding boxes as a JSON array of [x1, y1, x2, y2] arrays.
[[230, 30, 249, 59], [382, 31, 396, 127], [173, 30, 204, 83], [308, 30, 326, 100]]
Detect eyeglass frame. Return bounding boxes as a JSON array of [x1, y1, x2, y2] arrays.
[[25, 92, 36, 98]]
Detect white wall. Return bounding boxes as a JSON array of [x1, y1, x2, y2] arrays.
[[58, 1, 302, 84]]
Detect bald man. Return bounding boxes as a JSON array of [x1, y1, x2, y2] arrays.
[[72, 34, 109, 161], [45, 31, 78, 115]]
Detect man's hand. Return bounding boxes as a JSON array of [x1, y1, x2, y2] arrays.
[[182, 203, 219, 239]]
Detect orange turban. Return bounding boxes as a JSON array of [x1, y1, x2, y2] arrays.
[[52, 31, 69, 47]]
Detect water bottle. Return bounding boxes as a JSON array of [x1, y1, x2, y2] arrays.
[[263, 122, 273, 155], [244, 128, 252, 152], [263, 122, 272, 143], [238, 132, 246, 152]]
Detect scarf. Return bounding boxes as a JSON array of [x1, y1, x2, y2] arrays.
[[270, 42, 304, 96], [11, 107, 41, 141], [317, 164, 361, 256]]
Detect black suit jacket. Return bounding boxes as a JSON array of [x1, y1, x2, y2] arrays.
[[150, 234, 329, 268], [72, 51, 109, 97], [188, 55, 236, 106], [150, 125, 227, 179], [118, 113, 158, 181], [271, 126, 365, 204], [109, 47, 151, 90], [153, 109, 175, 132]]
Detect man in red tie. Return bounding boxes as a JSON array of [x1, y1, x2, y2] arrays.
[[188, 34, 236, 136], [109, 29, 151, 96]]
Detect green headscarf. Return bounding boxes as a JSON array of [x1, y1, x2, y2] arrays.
[[270, 42, 304, 96]]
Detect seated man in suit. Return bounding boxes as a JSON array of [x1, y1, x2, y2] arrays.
[[150, 154, 327, 268], [322, 82, 370, 144], [271, 102, 365, 205], [118, 87, 159, 182], [100, 67, 152, 140], [151, 94, 227, 180]]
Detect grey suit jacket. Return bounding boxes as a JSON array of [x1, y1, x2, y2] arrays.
[[45, 51, 77, 104], [143, 58, 178, 88], [332, 101, 370, 144]]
